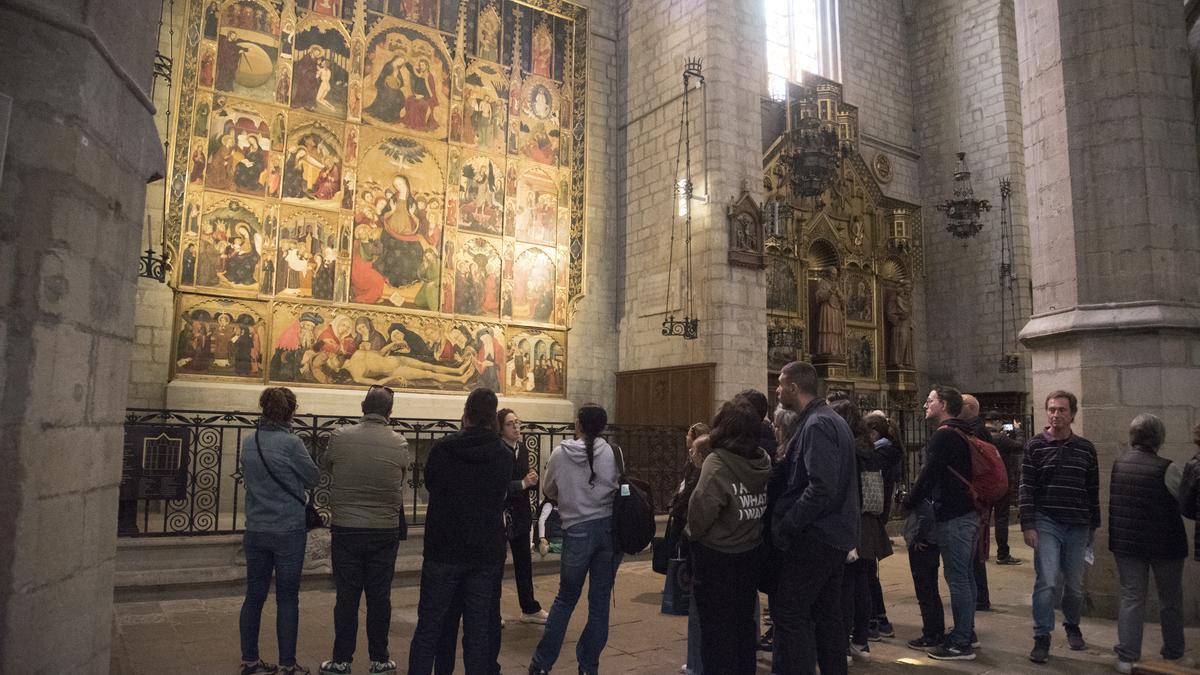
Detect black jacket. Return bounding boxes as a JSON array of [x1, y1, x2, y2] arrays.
[[1108, 448, 1187, 559], [1182, 451, 1200, 560], [423, 426, 512, 565], [504, 439, 536, 526], [905, 418, 975, 522], [771, 398, 860, 553]]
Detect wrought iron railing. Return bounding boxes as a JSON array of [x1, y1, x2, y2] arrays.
[[120, 406, 1033, 537], [120, 408, 687, 537]]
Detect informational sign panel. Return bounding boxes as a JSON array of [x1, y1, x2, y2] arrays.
[[120, 426, 191, 501]]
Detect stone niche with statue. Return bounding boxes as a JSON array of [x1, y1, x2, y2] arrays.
[[761, 74, 921, 409]]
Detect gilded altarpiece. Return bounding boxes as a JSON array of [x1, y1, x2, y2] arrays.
[[165, 0, 588, 396], [763, 75, 922, 407]]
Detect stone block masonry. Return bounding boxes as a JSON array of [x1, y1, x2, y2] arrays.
[[0, 1, 164, 672]]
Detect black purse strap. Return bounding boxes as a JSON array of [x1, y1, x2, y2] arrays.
[[254, 429, 307, 507]]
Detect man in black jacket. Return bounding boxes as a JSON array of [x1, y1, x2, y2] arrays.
[[984, 412, 1023, 565], [771, 361, 859, 675], [408, 388, 512, 675], [904, 385, 978, 661], [498, 407, 547, 624]]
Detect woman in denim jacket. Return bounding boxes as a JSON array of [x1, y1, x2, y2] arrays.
[[238, 387, 320, 675]]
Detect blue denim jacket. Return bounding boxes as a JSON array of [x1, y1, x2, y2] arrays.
[[241, 423, 320, 532]]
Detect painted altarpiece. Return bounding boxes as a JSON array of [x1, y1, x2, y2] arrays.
[[763, 74, 922, 407], [162, 0, 588, 397]]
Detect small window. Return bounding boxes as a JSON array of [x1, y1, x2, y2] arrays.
[[764, 0, 841, 98]]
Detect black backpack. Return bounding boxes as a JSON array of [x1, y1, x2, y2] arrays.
[[611, 443, 656, 555]]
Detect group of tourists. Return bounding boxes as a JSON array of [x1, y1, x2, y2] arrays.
[[233, 384, 621, 675], [229, 359, 1200, 675]]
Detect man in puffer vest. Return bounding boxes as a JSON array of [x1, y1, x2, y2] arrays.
[[1107, 413, 1189, 674]]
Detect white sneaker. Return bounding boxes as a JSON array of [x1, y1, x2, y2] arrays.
[[1114, 661, 1133, 674], [849, 643, 871, 662], [520, 610, 549, 624], [500, 617, 506, 629]]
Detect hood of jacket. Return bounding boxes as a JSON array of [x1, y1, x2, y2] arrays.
[[713, 446, 772, 488], [439, 426, 505, 464], [556, 436, 615, 467]]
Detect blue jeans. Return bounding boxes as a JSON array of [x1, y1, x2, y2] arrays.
[[240, 529, 307, 666], [1032, 515, 1089, 638], [531, 517, 623, 674], [936, 513, 978, 649], [408, 559, 502, 675]]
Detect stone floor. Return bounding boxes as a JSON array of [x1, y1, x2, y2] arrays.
[[112, 532, 1200, 674]]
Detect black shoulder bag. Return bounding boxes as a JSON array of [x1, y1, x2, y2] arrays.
[[254, 429, 324, 531]]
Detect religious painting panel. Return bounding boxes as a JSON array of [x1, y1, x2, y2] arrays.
[[187, 193, 267, 294], [511, 245, 555, 324], [506, 327, 565, 396], [290, 15, 351, 119], [362, 21, 452, 139], [272, 206, 341, 300], [454, 61, 508, 155], [174, 294, 269, 380], [508, 163, 557, 245], [767, 257, 799, 314], [205, 96, 274, 197], [352, 129, 445, 309], [214, 0, 281, 103], [268, 302, 504, 392], [474, 2, 502, 63], [509, 76, 562, 167], [844, 266, 874, 325], [281, 113, 345, 208], [452, 152, 506, 236], [453, 235, 502, 318], [846, 327, 876, 380]]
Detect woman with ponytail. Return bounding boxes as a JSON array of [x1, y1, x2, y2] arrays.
[[238, 387, 320, 675], [528, 404, 621, 675]]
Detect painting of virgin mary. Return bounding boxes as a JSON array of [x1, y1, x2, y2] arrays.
[[364, 54, 407, 124]]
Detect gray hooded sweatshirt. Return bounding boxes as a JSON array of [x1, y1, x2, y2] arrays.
[[542, 436, 620, 529], [687, 447, 772, 553]]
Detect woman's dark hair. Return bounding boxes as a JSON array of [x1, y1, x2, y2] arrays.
[[709, 400, 763, 458], [864, 413, 897, 446], [463, 388, 499, 430], [497, 407, 517, 431], [577, 403, 608, 486], [828, 397, 870, 450], [259, 386, 298, 425]]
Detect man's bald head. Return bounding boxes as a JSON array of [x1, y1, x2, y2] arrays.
[[961, 394, 980, 420]]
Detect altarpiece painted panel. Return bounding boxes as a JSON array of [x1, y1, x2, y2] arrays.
[[163, 0, 588, 397]]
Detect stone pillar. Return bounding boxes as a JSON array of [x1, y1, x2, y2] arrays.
[[1016, 0, 1200, 619], [0, 1, 163, 671]]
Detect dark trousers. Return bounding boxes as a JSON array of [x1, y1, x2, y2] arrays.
[[408, 559, 503, 675], [773, 538, 848, 675], [974, 556, 990, 608], [993, 493, 1012, 559], [509, 518, 541, 614], [691, 542, 761, 675], [867, 559, 888, 620], [331, 527, 402, 663], [909, 544, 945, 639], [840, 558, 872, 645], [434, 576, 503, 675]]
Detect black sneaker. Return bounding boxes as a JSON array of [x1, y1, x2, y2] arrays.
[[1030, 636, 1051, 663], [906, 635, 942, 650], [1064, 623, 1086, 651], [866, 624, 881, 642], [874, 619, 895, 638], [927, 644, 976, 661], [320, 662, 351, 675], [241, 661, 280, 675], [976, 602, 992, 612], [996, 555, 1023, 565], [280, 665, 311, 675], [528, 665, 549, 675], [849, 642, 871, 662], [948, 628, 980, 649], [369, 661, 397, 674]]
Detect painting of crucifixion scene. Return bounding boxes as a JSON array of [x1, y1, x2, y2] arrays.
[[166, 0, 588, 396]]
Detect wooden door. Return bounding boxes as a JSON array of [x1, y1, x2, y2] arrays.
[[615, 363, 715, 427]]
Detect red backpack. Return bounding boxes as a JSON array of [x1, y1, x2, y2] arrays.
[[939, 426, 1009, 511]]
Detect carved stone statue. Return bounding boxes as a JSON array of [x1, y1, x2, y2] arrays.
[[886, 282, 914, 367], [815, 268, 845, 356]]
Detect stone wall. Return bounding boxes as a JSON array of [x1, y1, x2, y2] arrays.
[[910, 0, 1034, 401], [0, 1, 163, 670], [615, 0, 769, 414]]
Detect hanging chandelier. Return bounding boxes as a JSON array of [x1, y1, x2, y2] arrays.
[[937, 152, 991, 239], [662, 57, 702, 340], [140, 0, 175, 284], [773, 115, 846, 197]]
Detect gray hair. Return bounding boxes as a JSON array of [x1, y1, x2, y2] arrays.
[[773, 405, 802, 446], [1129, 413, 1166, 450], [362, 385, 395, 417]]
